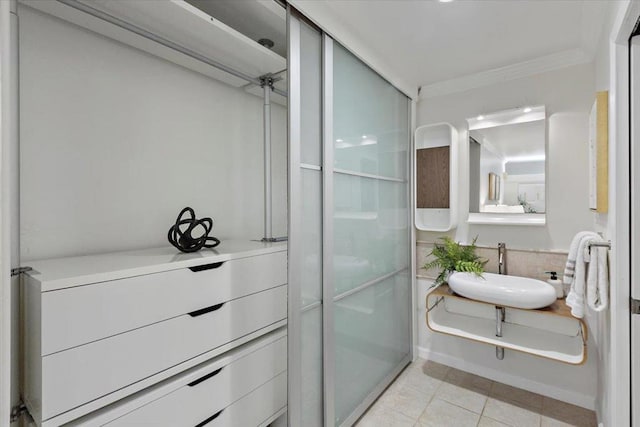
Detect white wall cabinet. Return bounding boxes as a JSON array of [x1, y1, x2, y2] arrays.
[[23, 241, 287, 426], [414, 123, 458, 231]]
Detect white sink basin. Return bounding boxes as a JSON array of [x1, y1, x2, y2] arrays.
[[447, 272, 557, 309]]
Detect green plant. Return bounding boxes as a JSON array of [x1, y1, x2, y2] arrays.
[[517, 195, 537, 213], [423, 236, 486, 286]]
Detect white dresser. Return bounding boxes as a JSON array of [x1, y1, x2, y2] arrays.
[[22, 240, 288, 426]]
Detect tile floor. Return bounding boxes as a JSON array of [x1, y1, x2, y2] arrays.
[[356, 359, 597, 427]]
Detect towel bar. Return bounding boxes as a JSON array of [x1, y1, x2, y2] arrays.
[[588, 240, 611, 253]]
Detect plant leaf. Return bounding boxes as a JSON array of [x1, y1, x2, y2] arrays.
[[424, 236, 486, 285]]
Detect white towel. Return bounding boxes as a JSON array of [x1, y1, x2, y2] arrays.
[[564, 231, 599, 285], [566, 234, 594, 318], [585, 237, 609, 312]]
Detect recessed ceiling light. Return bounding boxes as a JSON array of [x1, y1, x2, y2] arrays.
[[362, 135, 367, 138], [477, 115, 484, 120], [523, 107, 532, 113], [336, 139, 343, 143], [439, 0, 454, 2]]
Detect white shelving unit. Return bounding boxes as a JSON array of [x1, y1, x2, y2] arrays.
[[427, 286, 587, 365], [21, 0, 287, 104]]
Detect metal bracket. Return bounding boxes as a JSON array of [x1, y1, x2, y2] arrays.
[[260, 236, 288, 243], [426, 296, 444, 313], [580, 326, 587, 346], [631, 298, 640, 315], [495, 306, 506, 360], [11, 266, 32, 277], [258, 74, 282, 90], [259, 76, 273, 89], [10, 401, 28, 423]]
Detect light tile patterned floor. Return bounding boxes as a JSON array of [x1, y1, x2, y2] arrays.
[[356, 359, 597, 427]]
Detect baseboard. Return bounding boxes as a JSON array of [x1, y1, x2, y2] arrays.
[[417, 346, 596, 410]]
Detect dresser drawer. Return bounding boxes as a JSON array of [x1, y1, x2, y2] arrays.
[[104, 337, 287, 427], [199, 371, 286, 427], [40, 285, 287, 420], [40, 251, 287, 355], [106, 373, 287, 427]]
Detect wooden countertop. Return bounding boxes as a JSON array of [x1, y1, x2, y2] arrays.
[[429, 284, 576, 319]]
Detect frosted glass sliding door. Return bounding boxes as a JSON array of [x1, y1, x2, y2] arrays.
[[331, 43, 412, 426], [288, 8, 412, 426], [288, 10, 324, 427]]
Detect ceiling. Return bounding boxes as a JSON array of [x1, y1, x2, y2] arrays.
[[312, 0, 610, 89], [184, 0, 611, 94]]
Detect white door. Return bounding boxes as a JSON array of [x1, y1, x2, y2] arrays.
[[631, 35, 640, 427]]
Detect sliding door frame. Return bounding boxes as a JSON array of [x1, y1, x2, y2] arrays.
[[286, 7, 303, 426], [321, 34, 335, 426]]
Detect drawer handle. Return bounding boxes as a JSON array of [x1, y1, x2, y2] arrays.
[[189, 262, 225, 272], [188, 302, 225, 317], [195, 409, 224, 427], [187, 367, 224, 387]]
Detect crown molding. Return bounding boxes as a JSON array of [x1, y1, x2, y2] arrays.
[[418, 48, 592, 100]]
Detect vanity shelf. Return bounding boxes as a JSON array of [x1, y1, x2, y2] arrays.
[[426, 285, 587, 365]]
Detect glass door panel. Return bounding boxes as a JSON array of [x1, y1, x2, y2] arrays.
[[300, 18, 324, 427], [334, 174, 409, 296], [333, 45, 409, 180], [289, 10, 324, 427], [334, 273, 411, 423], [332, 42, 412, 425]]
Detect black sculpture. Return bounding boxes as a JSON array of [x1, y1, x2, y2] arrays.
[[167, 207, 220, 253]]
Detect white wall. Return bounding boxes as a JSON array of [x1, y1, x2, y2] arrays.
[[19, 6, 287, 261], [417, 63, 594, 251]]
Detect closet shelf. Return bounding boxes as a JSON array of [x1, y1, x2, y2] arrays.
[[21, 0, 286, 95]]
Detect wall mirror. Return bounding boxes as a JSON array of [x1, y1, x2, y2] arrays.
[[467, 105, 546, 225]]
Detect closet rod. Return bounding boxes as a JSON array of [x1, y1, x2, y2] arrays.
[[57, 0, 287, 98], [263, 80, 272, 240]]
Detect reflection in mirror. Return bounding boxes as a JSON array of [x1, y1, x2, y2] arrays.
[[488, 172, 500, 201], [468, 106, 546, 216]]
